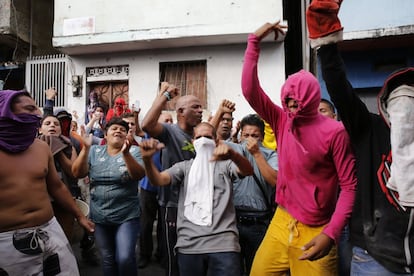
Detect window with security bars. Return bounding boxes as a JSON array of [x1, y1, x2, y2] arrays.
[[25, 54, 68, 108], [159, 60, 207, 110]]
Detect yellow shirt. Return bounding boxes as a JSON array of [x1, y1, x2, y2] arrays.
[[262, 120, 277, 150]]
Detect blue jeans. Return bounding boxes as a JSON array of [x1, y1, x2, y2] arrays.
[[338, 225, 352, 276], [94, 219, 140, 276], [177, 252, 240, 276], [351, 246, 414, 276]]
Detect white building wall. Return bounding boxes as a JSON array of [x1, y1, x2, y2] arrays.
[[54, 0, 286, 123], [53, 0, 282, 49], [67, 42, 285, 123], [340, 0, 414, 32]]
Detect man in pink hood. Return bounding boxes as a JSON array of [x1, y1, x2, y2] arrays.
[[241, 22, 357, 275]]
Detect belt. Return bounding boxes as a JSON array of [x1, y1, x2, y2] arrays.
[[236, 211, 271, 226], [237, 215, 269, 225]]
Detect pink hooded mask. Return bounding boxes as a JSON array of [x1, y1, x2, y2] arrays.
[[281, 69, 321, 121]]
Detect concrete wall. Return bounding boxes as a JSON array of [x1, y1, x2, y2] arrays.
[[31, 0, 56, 55], [53, 0, 283, 51], [0, 0, 30, 47], [340, 0, 414, 32], [52, 0, 286, 123], [0, 0, 11, 31], [55, 0, 280, 35], [0, 0, 55, 56]]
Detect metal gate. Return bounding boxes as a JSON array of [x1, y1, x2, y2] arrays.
[[26, 54, 68, 107]]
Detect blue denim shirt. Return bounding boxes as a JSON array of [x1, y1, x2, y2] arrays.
[[88, 145, 143, 224]]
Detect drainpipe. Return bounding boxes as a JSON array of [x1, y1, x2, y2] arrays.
[[29, 0, 33, 59]]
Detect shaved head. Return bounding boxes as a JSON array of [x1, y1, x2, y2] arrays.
[[175, 94, 203, 131], [176, 95, 200, 111]]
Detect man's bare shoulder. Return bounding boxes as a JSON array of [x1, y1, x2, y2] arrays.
[[33, 138, 50, 149], [0, 139, 51, 170], [0, 139, 49, 154]]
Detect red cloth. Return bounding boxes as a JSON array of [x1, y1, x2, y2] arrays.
[[105, 98, 131, 122], [306, 0, 343, 39]]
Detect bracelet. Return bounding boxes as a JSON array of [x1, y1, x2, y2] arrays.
[[163, 91, 172, 101]]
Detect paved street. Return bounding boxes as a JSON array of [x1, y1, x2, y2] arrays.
[[73, 237, 164, 276]]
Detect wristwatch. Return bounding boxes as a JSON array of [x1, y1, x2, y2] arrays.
[[163, 91, 172, 101]]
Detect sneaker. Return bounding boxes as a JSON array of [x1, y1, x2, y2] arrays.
[[138, 257, 150, 269]]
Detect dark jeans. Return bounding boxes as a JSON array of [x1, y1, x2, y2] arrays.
[[94, 219, 140, 276], [177, 252, 241, 276], [159, 206, 179, 276], [139, 189, 160, 260], [338, 225, 352, 276], [350, 246, 414, 275], [237, 216, 268, 275]]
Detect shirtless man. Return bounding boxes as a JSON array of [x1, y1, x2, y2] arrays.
[[0, 90, 94, 275]]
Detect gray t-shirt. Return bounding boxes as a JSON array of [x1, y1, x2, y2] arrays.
[[156, 123, 195, 207], [165, 159, 241, 254], [228, 142, 278, 212]]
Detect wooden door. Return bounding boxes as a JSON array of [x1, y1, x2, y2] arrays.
[[87, 81, 129, 114]]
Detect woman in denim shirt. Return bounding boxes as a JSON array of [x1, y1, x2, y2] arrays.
[[73, 117, 145, 276]]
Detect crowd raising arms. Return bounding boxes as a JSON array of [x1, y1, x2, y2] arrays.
[[6, 1, 411, 275]]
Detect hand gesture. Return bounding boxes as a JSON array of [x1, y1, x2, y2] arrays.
[[245, 137, 260, 156], [91, 111, 102, 122], [79, 126, 93, 148], [130, 99, 141, 113], [298, 232, 334, 261], [160, 82, 180, 99], [231, 120, 241, 142], [254, 20, 287, 41], [122, 135, 133, 154], [139, 138, 165, 159], [211, 141, 233, 161], [45, 87, 57, 100], [219, 99, 236, 114], [72, 110, 79, 120]]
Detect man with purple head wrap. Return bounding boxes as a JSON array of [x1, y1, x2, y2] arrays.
[[0, 90, 40, 153], [0, 90, 95, 275]]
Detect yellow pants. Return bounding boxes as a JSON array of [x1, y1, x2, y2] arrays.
[[250, 207, 337, 276]]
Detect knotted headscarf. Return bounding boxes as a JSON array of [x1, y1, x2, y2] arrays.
[[0, 90, 41, 153]]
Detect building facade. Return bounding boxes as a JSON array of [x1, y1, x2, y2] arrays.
[[47, 0, 286, 122], [317, 0, 414, 112], [0, 0, 56, 90]]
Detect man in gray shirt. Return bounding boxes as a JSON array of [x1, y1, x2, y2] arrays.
[[142, 82, 202, 276], [139, 122, 253, 276]]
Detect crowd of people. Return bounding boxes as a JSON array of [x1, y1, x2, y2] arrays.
[[1, 1, 413, 276]]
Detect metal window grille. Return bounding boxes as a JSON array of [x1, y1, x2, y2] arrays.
[[160, 60, 207, 110], [25, 54, 68, 107]]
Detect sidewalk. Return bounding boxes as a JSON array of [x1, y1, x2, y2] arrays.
[[73, 241, 165, 276]]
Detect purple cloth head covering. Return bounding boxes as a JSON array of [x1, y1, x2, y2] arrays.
[[0, 90, 41, 153]]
